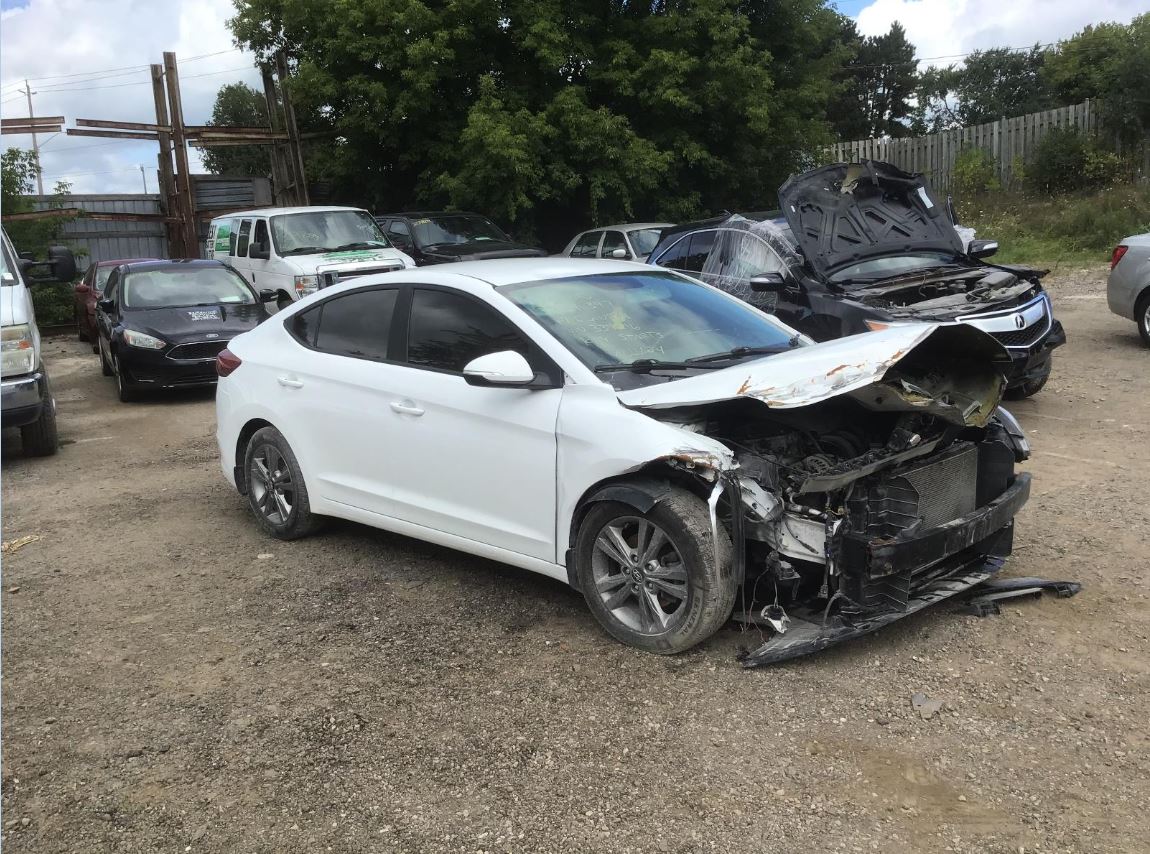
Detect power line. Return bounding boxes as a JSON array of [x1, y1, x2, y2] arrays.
[[5, 48, 241, 87], [27, 64, 257, 94], [40, 166, 142, 180]]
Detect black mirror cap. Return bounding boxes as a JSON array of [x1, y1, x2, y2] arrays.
[[258, 288, 277, 303], [249, 243, 270, 261], [968, 239, 999, 260], [48, 246, 77, 283], [749, 272, 787, 292], [97, 298, 115, 313]]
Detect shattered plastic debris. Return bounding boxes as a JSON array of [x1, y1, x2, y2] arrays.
[[911, 692, 944, 720], [1, 535, 41, 555]]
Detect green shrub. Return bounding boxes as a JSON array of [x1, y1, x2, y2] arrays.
[[1027, 127, 1126, 194], [952, 147, 1001, 201]]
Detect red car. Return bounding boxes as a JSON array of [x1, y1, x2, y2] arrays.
[[74, 258, 157, 351]]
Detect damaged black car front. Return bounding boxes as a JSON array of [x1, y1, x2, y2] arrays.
[[616, 323, 1032, 666]]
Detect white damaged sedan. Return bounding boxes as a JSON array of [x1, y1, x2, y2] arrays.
[[215, 258, 1031, 664]]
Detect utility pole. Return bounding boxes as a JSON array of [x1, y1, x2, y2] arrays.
[[139, 164, 148, 193], [22, 79, 44, 195], [163, 52, 200, 258]]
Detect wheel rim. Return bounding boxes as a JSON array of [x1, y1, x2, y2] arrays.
[[591, 515, 689, 634], [1143, 301, 1150, 336], [249, 444, 294, 525]]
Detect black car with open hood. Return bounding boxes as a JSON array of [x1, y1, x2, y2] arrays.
[[94, 259, 273, 402], [647, 161, 1065, 398], [374, 211, 546, 266]]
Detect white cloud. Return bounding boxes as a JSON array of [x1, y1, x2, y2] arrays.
[[855, 0, 1146, 67], [0, 0, 262, 193]]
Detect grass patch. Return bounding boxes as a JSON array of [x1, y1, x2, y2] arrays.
[[960, 185, 1150, 268]]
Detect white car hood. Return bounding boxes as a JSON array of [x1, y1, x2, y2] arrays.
[[615, 323, 1002, 414]]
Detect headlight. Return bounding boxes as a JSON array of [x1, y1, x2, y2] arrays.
[[123, 329, 166, 350], [293, 275, 318, 297], [0, 324, 36, 378]]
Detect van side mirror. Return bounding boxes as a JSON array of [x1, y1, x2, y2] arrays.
[[749, 272, 787, 292], [97, 298, 115, 313], [48, 246, 77, 283], [968, 239, 998, 260], [249, 241, 270, 261]]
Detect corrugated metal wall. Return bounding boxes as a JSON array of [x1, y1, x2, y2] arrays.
[[31, 194, 167, 263]]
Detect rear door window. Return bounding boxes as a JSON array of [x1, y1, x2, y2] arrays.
[[305, 288, 401, 361], [679, 231, 716, 273], [405, 288, 528, 372]]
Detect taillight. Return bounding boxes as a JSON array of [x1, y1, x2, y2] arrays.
[[216, 348, 242, 377], [1111, 245, 1128, 270]]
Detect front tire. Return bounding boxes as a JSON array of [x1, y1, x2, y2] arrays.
[[98, 337, 113, 376], [76, 310, 89, 342], [1004, 360, 1051, 400], [115, 359, 139, 403], [1136, 290, 1150, 348], [276, 291, 293, 312], [244, 426, 323, 540], [21, 397, 59, 457], [574, 487, 735, 655]]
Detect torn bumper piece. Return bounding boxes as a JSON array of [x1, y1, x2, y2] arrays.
[[739, 473, 1030, 667]]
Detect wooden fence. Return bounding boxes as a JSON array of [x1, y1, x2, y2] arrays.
[[827, 100, 1102, 192]]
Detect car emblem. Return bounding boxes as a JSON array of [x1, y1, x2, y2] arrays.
[[1013, 314, 1026, 330], [205, 333, 220, 339]]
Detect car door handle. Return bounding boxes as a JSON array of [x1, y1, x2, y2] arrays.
[[390, 400, 425, 416], [277, 376, 304, 389]]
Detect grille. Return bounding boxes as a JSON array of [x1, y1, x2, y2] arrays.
[[991, 326, 1045, 348], [168, 340, 228, 361], [318, 264, 404, 288], [895, 445, 978, 529]]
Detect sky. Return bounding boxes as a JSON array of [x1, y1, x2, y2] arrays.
[[0, 0, 1146, 195]]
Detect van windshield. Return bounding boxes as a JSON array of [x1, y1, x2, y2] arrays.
[[1, 236, 19, 287], [270, 210, 392, 257]]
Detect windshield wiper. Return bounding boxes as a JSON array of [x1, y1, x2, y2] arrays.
[[279, 246, 327, 256], [328, 242, 387, 251], [687, 339, 801, 364], [593, 359, 722, 374]]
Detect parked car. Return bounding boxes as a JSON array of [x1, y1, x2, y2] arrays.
[[215, 257, 1031, 665], [374, 211, 546, 265], [1107, 234, 1150, 346], [647, 161, 1066, 399], [206, 206, 414, 309], [560, 223, 673, 261], [1, 229, 76, 456], [95, 259, 274, 402], [74, 258, 157, 351]]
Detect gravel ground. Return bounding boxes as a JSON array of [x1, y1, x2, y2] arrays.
[[2, 265, 1147, 853]]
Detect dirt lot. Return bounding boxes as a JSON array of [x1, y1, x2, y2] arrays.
[[2, 265, 1147, 853]]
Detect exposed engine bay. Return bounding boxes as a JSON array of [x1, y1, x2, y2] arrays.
[[849, 267, 1043, 320], [630, 325, 1031, 666]]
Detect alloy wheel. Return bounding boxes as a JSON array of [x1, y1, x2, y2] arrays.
[[591, 516, 688, 633], [249, 444, 295, 525]]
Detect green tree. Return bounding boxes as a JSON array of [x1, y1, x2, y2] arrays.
[[913, 47, 1051, 132], [829, 21, 917, 140], [1044, 14, 1150, 144], [197, 82, 271, 176], [2, 147, 72, 254], [228, 0, 851, 245]]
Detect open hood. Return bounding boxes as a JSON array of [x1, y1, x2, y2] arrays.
[[779, 161, 964, 280], [616, 323, 1009, 427]]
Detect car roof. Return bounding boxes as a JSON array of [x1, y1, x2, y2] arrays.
[[96, 257, 157, 267], [376, 211, 484, 219], [118, 259, 229, 274], [213, 206, 367, 219], [580, 222, 674, 233]]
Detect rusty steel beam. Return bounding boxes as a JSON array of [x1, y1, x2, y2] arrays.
[[65, 128, 159, 141], [76, 118, 171, 133], [191, 137, 285, 147], [1, 125, 63, 135], [1, 116, 64, 127], [1, 208, 174, 223]]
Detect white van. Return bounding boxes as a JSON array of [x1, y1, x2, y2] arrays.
[[206, 206, 414, 308], [1, 229, 76, 456]]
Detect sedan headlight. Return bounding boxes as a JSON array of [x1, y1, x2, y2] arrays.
[[0, 324, 36, 378], [123, 329, 167, 350], [293, 275, 318, 298]]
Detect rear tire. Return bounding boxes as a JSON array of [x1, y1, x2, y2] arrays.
[[1136, 290, 1150, 348], [574, 487, 735, 655], [244, 426, 324, 540], [21, 397, 59, 457]]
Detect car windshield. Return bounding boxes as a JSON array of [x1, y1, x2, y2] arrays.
[[122, 266, 256, 309], [412, 214, 507, 247], [0, 237, 16, 287], [500, 271, 798, 371], [830, 253, 958, 284], [627, 228, 664, 256], [270, 210, 391, 256]]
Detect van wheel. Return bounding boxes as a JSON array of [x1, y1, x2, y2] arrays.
[[276, 292, 293, 312], [21, 398, 59, 457], [244, 426, 324, 540], [574, 487, 735, 655]]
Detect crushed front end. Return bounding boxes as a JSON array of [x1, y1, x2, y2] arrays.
[[629, 324, 1031, 665]]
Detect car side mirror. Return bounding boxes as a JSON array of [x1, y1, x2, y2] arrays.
[[258, 288, 277, 303], [462, 350, 538, 387], [749, 272, 787, 292], [968, 239, 998, 259], [48, 246, 77, 283], [249, 241, 270, 261], [609, 248, 630, 260], [97, 298, 115, 313]]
